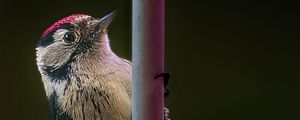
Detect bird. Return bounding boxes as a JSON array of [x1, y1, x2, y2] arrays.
[[35, 12, 170, 120]]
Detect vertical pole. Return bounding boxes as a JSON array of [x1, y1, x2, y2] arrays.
[[132, 0, 165, 120]]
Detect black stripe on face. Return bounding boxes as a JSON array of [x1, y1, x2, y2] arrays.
[[37, 24, 74, 48], [37, 32, 55, 47], [43, 63, 71, 82]]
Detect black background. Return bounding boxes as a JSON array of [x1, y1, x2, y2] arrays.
[[1, 0, 300, 120]]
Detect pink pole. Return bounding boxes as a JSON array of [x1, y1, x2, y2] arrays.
[[132, 0, 165, 120]]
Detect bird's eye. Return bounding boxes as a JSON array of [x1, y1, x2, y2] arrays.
[[63, 32, 76, 43]]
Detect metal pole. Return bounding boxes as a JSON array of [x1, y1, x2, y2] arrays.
[[132, 0, 165, 120]]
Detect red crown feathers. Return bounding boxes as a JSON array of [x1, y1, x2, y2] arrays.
[[42, 14, 88, 37]]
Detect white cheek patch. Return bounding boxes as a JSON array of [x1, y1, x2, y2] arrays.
[[52, 29, 69, 41]]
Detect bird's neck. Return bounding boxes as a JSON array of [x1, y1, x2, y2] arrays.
[[45, 54, 131, 120], [48, 92, 72, 120]]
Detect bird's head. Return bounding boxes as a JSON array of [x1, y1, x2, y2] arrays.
[[36, 12, 116, 79]]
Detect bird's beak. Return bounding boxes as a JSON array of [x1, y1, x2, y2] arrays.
[[94, 11, 116, 32]]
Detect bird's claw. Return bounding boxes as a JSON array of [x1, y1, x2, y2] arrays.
[[155, 72, 171, 120], [164, 107, 171, 120], [154, 72, 171, 97]]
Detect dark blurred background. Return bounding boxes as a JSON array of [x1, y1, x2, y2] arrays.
[[1, 0, 300, 120]]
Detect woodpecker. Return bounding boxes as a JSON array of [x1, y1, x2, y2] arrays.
[[36, 12, 170, 120]]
